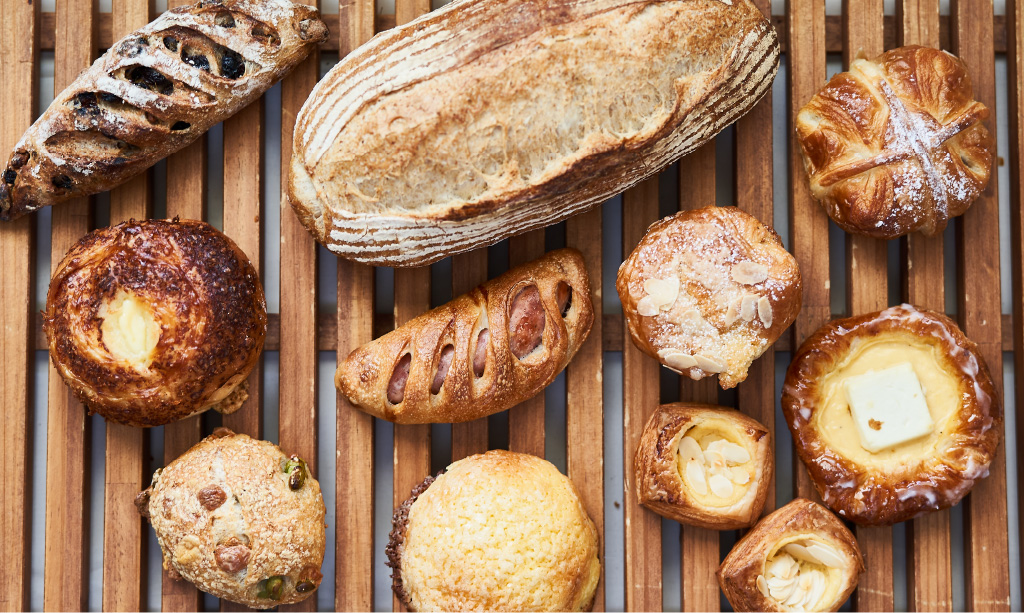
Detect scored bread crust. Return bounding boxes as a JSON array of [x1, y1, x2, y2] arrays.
[[717, 499, 864, 613], [1, 0, 326, 221], [336, 248, 593, 424], [616, 206, 802, 389], [781, 304, 1001, 525], [289, 0, 779, 266], [634, 403, 773, 530], [795, 45, 992, 238], [43, 219, 266, 427]]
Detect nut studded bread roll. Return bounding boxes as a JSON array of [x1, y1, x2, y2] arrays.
[[289, 0, 779, 266], [1, 0, 326, 221], [796, 46, 991, 238], [337, 248, 593, 423]]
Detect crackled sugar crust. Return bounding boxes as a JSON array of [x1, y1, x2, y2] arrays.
[[617, 206, 801, 389], [796, 45, 991, 238], [138, 429, 326, 609], [387, 450, 600, 612], [43, 218, 266, 427], [782, 304, 1001, 525]]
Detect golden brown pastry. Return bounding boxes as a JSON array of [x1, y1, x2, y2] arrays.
[[44, 218, 266, 427], [1, 0, 327, 220], [782, 304, 1000, 525], [337, 248, 592, 423], [634, 403, 772, 530], [616, 206, 801, 388], [386, 450, 600, 612], [796, 45, 991, 238], [136, 428, 326, 609], [718, 499, 864, 613]]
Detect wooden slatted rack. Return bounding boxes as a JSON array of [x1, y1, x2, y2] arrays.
[[0, 0, 1020, 611]]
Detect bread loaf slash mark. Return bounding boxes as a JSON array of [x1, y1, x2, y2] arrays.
[[388, 353, 412, 404], [509, 285, 545, 359], [431, 345, 454, 394]]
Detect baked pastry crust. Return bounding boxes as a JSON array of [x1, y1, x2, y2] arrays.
[[337, 248, 593, 423], [289, 0, 778, 266], [781, 304, 1000, 525], [796, 45, 991, 238], [44, 218, 266, 427], [616, 206, 801, 388], [136, 428, 326, 608], [634, 403, 772, 529], [386, 450, 600, 612], [718, 499, 864, 613], [1, 0, 326, 220]]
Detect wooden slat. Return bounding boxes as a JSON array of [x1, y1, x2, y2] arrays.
[[786, 0, 828, 503], [950, 2, 1012, 610], [676, 143, 720, 613], [622, 177, 663, 612], [277, 4, 320, 612], [1007, 0, 1024, 602], [735, 0, 776, 516], [103, 4, 152, 611], [0, 0, 38, 610], [334, 0, 377, 609], [896, 2, 954, 611], [566, 206, 605, 611], [841, 3, 895, 611], [43, 2, 95, 611], [508, 230, 547, 457], [450, 251, 490, 461]]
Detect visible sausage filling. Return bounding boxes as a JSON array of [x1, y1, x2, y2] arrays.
[[509, 285, 545, 359], [387, 353, 412, 405], [430, 345, 454, 394], [557, 281, 572, 317], [473, 329, 489, 377]]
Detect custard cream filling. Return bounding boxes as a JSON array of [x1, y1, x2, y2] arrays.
[[757, 534, 848, 610], [99, 290, 160, 370]]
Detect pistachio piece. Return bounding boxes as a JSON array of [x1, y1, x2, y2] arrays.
[[284, 456, 308, 491], [296, 580, 316, 594], [257, 575, 285, 600]]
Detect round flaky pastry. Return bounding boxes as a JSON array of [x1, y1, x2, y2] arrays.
[[634, 403, 773, 529], [616, 206, 801, 389], [782, 304, 1000, 525], [43, 218, 266, 427], [386, 450, 600, 612], [718, 499, 864, 612], [796, 45, 991, 238]]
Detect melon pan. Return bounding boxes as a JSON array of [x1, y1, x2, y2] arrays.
[[289, 0, 780, 266]]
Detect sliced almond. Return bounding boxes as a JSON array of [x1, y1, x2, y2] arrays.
[[636, 296, 659, 317], [703, 446, 726, 469], [784, 543, 816, 564], [684, 459, 708, 496], [694, 354, 725, 373], [740, 294, 757, 321], [805, 542, 845, 568], [805, 570, 827, 608], [757, 296, 773, 327], [769, 580, 796, 602], [767, 554, 796, 579], [756, 575, 770, 598], [724, 296, 742, 327], [663, 351, 698, 371], [720, 441, 751, 464], [784, 578, 808, 606], [643, 277, 680, 309], [766, 574, 795, 591], [731, 260, 769, 285], [678, 435, 704, 464], [708, 473, 734, 498], [680, 309, 703, 324], [730, 465, 750, 485]]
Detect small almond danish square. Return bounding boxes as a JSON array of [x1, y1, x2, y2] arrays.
[[617, 206, 801, 388]]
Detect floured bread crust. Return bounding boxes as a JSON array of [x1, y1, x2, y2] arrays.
[[43, 218, 266, 427], [782, 304, 1000, 525], [616, 206, 801, 389], [796, 45, 991, 238], [387, 450, 600, 612], [289, 0, 779, 266], [136, 429, 326, 609], [1, 0, 326, 220]]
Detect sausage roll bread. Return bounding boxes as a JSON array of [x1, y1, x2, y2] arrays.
[[337, 248, 592, 424], [44, 218, 266, 427], [796, 46, 992, 238], [136, 429, 326, 608], [718, 499, 864, 613], [289, 0, 780, 266], [0, 0, 327, 221], [782, 305, 1000, 525], [635, 403, 773, 530], [617, 206, 801, 389], [386, 450, 600, 612]]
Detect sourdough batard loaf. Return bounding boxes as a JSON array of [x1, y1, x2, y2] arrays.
[[337, 248, 593, 423], [289, 0, 780, 266], [0, 0, 327, 221]]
